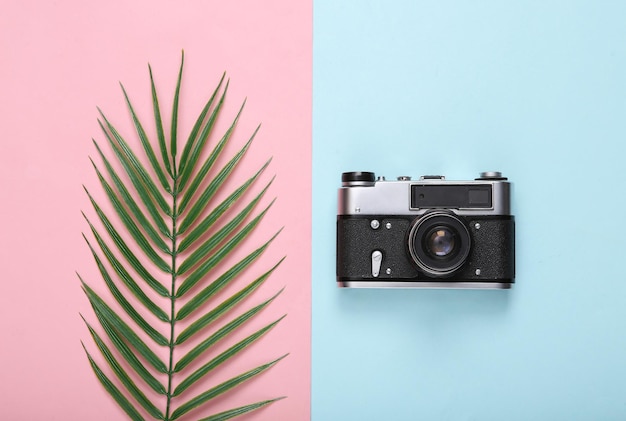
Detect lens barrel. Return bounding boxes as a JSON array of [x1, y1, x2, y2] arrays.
[[408, 211, 471, 277]]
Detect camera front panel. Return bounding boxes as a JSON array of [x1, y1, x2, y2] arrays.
[[336, 214, 514, 288]]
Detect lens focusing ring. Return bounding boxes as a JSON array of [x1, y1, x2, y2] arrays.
[[408, 211, 471, 277]]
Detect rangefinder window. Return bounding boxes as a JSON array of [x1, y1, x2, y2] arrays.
[[410, 184, 492, 209]]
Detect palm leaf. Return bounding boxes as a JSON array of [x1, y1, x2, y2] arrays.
[[82, 343, 146, 421], [119, 83, 172, 195], [148, 64, 172, 178], [197, 397, 286, 421], [175, 289, 284, 372], [177, 78, 228, 191], [170, 355, 288, 421], [82, 218, 169, 321], [97, 110, 172, 216], [92, 139, 171, 240], [79, 53, 286, 420], [86, 299, 167, 394], [177, 100, 245, 217], [82, 317, 165, 419], [81, 240, 169, 341]]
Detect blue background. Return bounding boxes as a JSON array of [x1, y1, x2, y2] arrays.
[[312, 1, 626, 419]]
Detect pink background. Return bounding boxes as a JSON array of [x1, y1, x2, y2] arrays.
[[0, 1, 311, 420]]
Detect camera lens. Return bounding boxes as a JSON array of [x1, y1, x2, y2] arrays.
[[408, 212, 471, 277], [426, 227, 456, 257]]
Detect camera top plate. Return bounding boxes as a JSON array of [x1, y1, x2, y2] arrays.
[[338, 172, 511, 216]]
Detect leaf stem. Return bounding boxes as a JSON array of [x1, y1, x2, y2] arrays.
[[165, 180, 179, 421], [166, 66, 180, 420]]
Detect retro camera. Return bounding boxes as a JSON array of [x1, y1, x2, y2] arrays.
[[337, 171, 515, 289]]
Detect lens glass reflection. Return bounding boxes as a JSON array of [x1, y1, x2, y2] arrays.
[[426, 227, 455, 257]]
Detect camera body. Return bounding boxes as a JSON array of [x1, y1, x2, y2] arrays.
[[337, 171, 515, 289]]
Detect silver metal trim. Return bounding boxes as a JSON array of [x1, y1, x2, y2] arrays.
[[480, 171, 502, 179], [342, 180, 375, 187], [337, 281, 512, 289], [338, 178, 511, 216], [371, 250, 383, 277]]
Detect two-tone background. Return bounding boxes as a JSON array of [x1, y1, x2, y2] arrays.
[[2, 1, 626, 419]]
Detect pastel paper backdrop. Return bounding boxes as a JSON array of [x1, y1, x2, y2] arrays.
[[313, 1, 626, 420], [5, 0, 626, 419], [0, 1, 310, 420]]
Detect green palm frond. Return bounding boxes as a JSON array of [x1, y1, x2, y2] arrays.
[[78, 52, 287, 421]]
